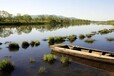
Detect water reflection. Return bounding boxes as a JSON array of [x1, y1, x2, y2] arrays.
[[0, 24, 114, 76], [52, 51, 114, 73], [0, 24, 89, 38], [8, 47, 19, 52], [0, 28, 13, 38]]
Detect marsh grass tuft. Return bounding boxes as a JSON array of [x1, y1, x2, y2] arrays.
[[106, 37, 114, 41], [48, 36, 66, 45], [30, 40, 40, 47], [0, 59, 14, 72], [86, 34, 94, 38], [43, 54, 56, 62], [22, 41, 29, 49], [35, 40, 40, 46], [98, 29, 111, 34], [38, 66, 46, 74], [30, 41, 35, 47], [61, 56, 69, 64], [48, 37, 55, 45], [67, 35, 77, 42], [30, 58, 36, 63], [79, 34, 85, 39], [85, 38, 95, 43], [8, 43, 19, 51]]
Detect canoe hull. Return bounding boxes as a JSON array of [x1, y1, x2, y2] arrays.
[[50, 44, 114, 64]]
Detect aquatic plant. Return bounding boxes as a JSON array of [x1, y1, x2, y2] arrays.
[[38, 66, 46, 74], [109, 28, 114, 31], [48, 37, 55, 45], [79, 34, 85, 39], [22, 41, 30, 49], [67, 35, 77, 42], [98, 29, 111, 34], [106, 37, 114, 41], [85, 38, 95, 43], [0, 59, 14, 72], [43, 54, 56, 62], [86, 34, 93, 38], [54, 36, 66, 43], [30, 40, 40, 47], [35, 40, 40, 46], [8, 43, 19, 51], [30, 41, 35, 47], [30, 58, 36, 63], [61, 56, 69, 64], [48, 36, 66, 45]]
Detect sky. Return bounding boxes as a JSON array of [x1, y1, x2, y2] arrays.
[[0, 0, 114, 21]]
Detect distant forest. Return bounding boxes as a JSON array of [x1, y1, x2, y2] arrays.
[[0, 10, 90, 25]]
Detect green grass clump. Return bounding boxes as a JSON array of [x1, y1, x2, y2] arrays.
[[67, 35, 77, 42], [43, 54, 56, 62], [30, 58, 36, 63], [48, 37, 55, 45], [38, 66, 46, 74], [48, 36, 66, 45], [98, 29, 111, 34], [0, 60, 14, 72], [85, 38, 95, 43], [79, 34, 85, 39], [35, 40, 40, 46], [61, 56, 69, 64], [86, 34, 93, 38], [30, 40, 40, 47], [109, 28, 114, 31], [30, 41, 35, 47], [8, 43, 19, 51], [106, 37, 114, 41], [22, 41, 30, 49]]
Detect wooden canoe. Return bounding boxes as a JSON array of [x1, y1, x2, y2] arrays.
[[50, 44, 114, 64]]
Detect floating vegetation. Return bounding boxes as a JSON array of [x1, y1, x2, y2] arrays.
[[35, 40, 40, 46], [86, 33, 94, 38], [91, 31, 97, 34], [0, 59, 14, 72], [106, 37, 114, 41], [79, 34, 85, 39], [109, 28, 114, 31], [48, 36, 66, 45], [30, 41, 35, 47], [67, 35, 77, 42], [30, 58, 36, 63], [43, 54, 56, 62], [22, 41, 30, 49], [61, 56, 69, 64], [30, 40, 40, 47], [48, 37, 55, 45], [38, 66, 46, 74], [98, 29, 111, 34], [8, 43, 19, 51], [85, 38, 95, 43]]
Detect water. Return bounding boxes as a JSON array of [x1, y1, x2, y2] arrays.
[[0, 24, 114, 76]]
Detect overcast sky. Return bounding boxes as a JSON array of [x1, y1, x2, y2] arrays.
[[0, 0, 114, 21]]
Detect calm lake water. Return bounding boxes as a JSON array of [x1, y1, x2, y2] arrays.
[[0, 24, 114, 76]]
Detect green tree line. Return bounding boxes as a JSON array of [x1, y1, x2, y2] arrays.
[[0, 10, 90, 25]]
